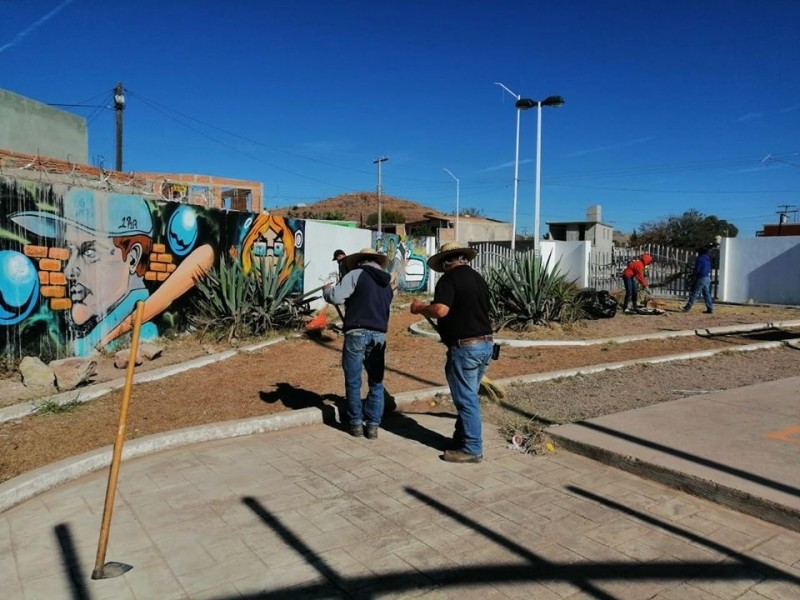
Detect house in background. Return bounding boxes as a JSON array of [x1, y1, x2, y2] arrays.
[[405, 211, 512, 244], [546, 204, 614, 255], [756, 211, 800, 237], [0, 88, 262, 211], [0, 88, 88, 163]]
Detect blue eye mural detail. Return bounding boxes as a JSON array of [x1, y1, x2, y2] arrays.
[[168, 205, 198, 256], [0, 251, 40, 326]]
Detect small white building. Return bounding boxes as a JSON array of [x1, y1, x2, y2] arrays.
[[546, 205, 614, 255]]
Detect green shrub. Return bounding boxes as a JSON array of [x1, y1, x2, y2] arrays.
[[188, 253, 315, 344], [486, 252, 582, 331]]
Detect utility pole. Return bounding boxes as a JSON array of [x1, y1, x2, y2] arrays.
[[373, 156, 388, 235], [114, 82, 125, 172]]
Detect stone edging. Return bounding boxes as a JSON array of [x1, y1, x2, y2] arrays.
[[2, 338, 796, 514], [408, 319, 800, 347]]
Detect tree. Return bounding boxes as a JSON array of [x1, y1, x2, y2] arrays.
[[460, 207, 485, 218], [366, 209, 406, 226], [636, 210, 738, 249]]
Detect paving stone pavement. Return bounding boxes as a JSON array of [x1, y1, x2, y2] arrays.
[[3, 411, 800, 600]]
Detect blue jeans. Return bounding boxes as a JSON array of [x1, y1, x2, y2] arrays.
[[445, 341, 493, 456], [342, 330, 386, 428], [685, 275, 713, 312], [622, 276, 638, 310]]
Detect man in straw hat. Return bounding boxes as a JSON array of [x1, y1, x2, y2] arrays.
[[323, 247, 393, 439], [410, 241, 492, 463]]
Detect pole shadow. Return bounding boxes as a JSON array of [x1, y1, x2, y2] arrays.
[[205, 485, 800, 600], [574, 420, 800, 498], [54, 523, 91, 600]]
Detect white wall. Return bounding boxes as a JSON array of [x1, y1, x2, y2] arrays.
[[719, 236, 800, 304], [541, 240, 591, 288], [303, 221, 371, 309]]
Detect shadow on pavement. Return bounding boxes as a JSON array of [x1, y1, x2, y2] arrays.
[[55, 523, 91, 600], [381, 411, 453, 451], [216, 483, 800, 600], [566, 485, 800, 585], [258, 383, 344, 430], [575, 420, 800, 498]]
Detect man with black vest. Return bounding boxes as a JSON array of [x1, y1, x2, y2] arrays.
[[323, 247, 393, 439]]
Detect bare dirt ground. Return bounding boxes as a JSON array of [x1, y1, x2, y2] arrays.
[[1, 298, 799, 483]]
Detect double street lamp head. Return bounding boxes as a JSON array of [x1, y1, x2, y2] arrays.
[[515, 96, 565, 110]]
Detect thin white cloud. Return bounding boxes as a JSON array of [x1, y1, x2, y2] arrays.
[[0, 0, 75, 54], [479, 158, 534, 173], [777, 103, 800, 114], [736, 112, 762, 123], [566, 137, 652, 158]]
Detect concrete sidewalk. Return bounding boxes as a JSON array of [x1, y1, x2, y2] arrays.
[[549, 376, 800, 534], [3, 410, 800, 599]]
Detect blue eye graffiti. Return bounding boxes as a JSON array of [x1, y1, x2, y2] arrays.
[[0, 251, 40, 326], [167, 205, 198, 256]]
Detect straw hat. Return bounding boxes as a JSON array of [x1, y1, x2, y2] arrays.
[[344, 247, 390, 271], [427, 241, 477, 273]]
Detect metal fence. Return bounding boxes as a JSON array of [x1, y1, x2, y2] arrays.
[[589, 244, 718, 298], [468, 242, 717, 299], [468, 242, 533, 274]]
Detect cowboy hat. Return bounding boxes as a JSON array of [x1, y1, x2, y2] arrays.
[[344, 247, 390, 271], [427, 241, 477, 273]]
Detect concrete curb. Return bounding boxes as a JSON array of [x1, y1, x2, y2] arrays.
[[0, 387, 434, 514], [0, 405, 330, 514], [547, 430, 800, 533], [408, 319, 800, 347], [3, 338, 795, 514]]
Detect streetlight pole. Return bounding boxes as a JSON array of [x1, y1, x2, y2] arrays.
[[515, 95, 565, 255], [373, 156, 388, 235], [495, 82, 521, 251], [443, 168, 460, 242]]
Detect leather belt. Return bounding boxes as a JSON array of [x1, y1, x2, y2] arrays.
[[453, 335, 493, 347]]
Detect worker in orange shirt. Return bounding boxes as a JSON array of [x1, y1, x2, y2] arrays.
[[621, 253, 653, 313]]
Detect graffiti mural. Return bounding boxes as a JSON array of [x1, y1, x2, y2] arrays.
[[373, 233, 428, 292], [0, 178, 305, 359]]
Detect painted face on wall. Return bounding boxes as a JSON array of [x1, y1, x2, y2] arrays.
[[64, 224, 144, 326], [9, 191, 155, 333], [241, 214, 297, 286]]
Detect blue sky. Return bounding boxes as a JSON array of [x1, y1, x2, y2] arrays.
[[2, 0, 799, 237]]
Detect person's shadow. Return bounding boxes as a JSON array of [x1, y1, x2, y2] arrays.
[[259, 383, 345, 428], [381, 409, 456, 451], [260, 383, 454, 449]]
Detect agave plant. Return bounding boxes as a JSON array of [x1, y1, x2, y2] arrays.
[[189, 252, 317, 343], [190, 256, 252, 343], [486, 251, 582, 331], [246, 254, 310, 334]]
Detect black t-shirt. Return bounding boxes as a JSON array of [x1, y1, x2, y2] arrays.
[[433, 265, 492, 345]]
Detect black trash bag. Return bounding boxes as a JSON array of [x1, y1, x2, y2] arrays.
[[577, 288, 618, 319]]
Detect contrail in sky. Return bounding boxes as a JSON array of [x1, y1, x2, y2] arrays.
[[0, 0, 75, 54], [567, 137, 653, 158]]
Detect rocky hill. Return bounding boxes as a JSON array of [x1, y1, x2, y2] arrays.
[[270, 192, 444, 225]]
